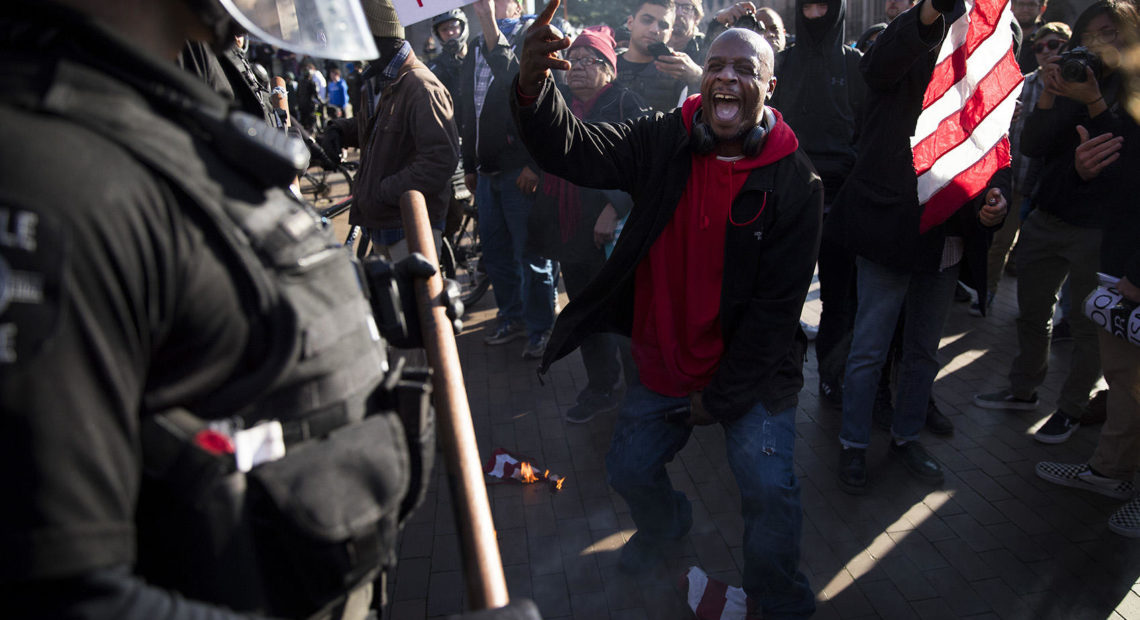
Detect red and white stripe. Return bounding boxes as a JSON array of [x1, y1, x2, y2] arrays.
[[912, 0, 1023, 233], [484, 447, 524, 480], [680, 566, 752, 620]]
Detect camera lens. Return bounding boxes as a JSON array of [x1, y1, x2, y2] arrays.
[[1059, 59, 1088, 82]]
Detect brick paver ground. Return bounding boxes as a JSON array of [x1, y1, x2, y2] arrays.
[[380, 269, 1140, 620], [363, 224, 1140, 619]]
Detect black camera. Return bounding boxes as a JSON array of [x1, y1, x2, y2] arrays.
[[647, 41, 673, 57], [1059, 46, 1103, 83], [733, 11, 763, 33]]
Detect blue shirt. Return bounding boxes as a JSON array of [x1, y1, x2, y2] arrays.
[[327, 77, 348, 108]]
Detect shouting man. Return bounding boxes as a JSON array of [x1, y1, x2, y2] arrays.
[[513, 2, 822, 617]]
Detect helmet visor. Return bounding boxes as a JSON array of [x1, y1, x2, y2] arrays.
[[218, 0, 379, 60]]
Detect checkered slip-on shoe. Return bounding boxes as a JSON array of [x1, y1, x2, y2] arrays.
[[1109, 496, 1140, 538], [1035, 462, 1136, 501]]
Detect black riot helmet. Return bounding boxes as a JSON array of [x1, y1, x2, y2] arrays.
[[432, 9, 468, 47]]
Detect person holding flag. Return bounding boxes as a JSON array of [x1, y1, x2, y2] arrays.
[[826, 0, 1017, 494]]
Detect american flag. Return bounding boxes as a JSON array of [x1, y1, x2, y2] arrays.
[[912, 0, 1024, 233]]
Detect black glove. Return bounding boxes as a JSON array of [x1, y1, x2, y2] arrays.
[[930, 0, 956, 14]]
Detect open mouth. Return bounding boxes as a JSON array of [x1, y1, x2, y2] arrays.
[[711, 93, 741, 122]]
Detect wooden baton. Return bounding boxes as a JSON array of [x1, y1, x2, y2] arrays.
[[399, 190, 510, 611]]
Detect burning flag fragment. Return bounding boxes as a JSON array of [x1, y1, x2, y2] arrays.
[[484, 448, 565, 492]]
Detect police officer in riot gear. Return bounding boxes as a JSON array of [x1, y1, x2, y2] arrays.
[[0, 0, 452, 618]]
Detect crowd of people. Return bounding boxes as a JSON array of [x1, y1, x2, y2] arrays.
[[2, 0, 1139, 618]]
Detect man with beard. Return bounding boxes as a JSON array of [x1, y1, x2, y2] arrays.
[[513, 3, 822, 616], [770, 0, 865, 406]]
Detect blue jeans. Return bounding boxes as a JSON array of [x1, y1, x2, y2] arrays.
[[476, 169, 556, 337], [840, 257, 960, 448], [606, 385, 815, 619]]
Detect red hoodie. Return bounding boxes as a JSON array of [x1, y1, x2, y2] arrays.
[[632, 95, 799, 397]]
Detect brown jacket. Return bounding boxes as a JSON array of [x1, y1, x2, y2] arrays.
[[343, 58, 459, 231]]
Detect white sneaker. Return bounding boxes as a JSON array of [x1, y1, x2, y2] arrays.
[[1035, 462, 1136, 501]]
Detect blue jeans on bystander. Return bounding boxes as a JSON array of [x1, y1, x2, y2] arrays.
[[841, 257, 960, 448], [476, 169, 556, 338]]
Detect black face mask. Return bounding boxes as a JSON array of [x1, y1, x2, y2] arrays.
[[374, 37, 406, 67], [442, 38, 462, 56], [802, 13, 830, 42]]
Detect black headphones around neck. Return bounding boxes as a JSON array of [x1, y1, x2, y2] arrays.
[[691, 106, 773, 157]]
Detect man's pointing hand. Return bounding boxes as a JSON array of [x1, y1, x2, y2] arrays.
[[518, 0, 572, 96]]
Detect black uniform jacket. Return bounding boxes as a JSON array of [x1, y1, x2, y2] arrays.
[[825, 5, 1011, 309], [512, 77, 824, 422]]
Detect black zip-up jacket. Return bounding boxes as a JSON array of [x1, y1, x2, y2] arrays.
[[1020, 70, 1125, 230], [770, 0, 865, 201], [460, 30, 534, 174], [825, 5, 1011, 306], [512, 78, 824, 421]]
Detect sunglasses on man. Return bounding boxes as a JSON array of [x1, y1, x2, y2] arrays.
[[1033, 38, 1066, 54]]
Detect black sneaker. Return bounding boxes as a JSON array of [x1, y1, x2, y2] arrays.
[[483, 320, 526, 345], [925, 399, 954, 436], [819, 377, 843, 407], [838, 447, 867, 495], [1035, 411, 1080, 444], [564, 389, 619, 424], [521, 330, 551, 360], [1109, 496, 1140, 538], [890, 441, 944, 485], [974, 389, 1039, 411]]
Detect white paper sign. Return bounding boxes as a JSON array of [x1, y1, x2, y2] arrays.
[[394, 0, 474, 28]]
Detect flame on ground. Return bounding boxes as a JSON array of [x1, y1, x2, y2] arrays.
[[518, 461, 541, 484]]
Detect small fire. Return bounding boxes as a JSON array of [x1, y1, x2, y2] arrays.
[[517, 461, 541, 484], [487, 448, 565, 492], [546, 470, 565, 491]]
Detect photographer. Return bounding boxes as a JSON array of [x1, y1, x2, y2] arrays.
[[1035, 22, 1140, 536], [709, 2, 788, 52], [974, 0, 1140, 444]]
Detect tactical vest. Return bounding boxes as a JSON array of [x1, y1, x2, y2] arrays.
[[6, 49, 432, 618]]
